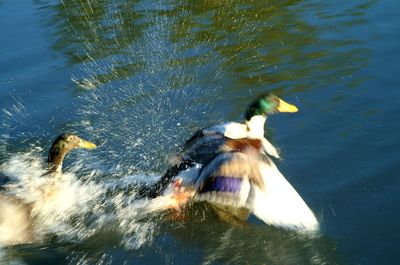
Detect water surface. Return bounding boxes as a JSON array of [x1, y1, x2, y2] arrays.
[[1, 0, 399, 264]]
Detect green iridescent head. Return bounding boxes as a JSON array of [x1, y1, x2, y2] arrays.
[[245, 94, 298, 121]]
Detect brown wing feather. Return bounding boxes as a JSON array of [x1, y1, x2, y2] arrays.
[[222, 138, 263, 153]]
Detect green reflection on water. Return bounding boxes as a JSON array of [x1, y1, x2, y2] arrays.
[[44, 0, 371, 95]]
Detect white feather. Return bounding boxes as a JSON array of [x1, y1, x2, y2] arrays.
[[261, 138, 280, 159], [203, 122, 248, 139], [202, 121, 280, 159], [248, 160, 319, 233], [245, 115, 266, 138]]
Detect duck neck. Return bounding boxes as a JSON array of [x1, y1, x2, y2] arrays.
[[245, 115, 266, 139], [47, 151, 65, 175]]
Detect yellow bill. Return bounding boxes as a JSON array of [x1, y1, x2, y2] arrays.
[[277, 98, 298, 113], [78, 138, 97, 149]]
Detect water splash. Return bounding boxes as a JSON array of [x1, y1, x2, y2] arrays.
[[1, 151, 103, 243], [0, 150, 170, 249]]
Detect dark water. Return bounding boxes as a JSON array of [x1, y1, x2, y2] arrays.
[[1, 0, 399, 264]]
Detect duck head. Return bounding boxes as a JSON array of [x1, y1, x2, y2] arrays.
[[245, 94, 298, 137], [47, 133, 96, 174], [245, 94, 298, 120]]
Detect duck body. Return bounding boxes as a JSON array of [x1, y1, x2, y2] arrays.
[[154, 94, 318, 233], [151, 93, 297, 198], [152, 117, 278, 197], [0, 194, 34, 245], [161, 135, 319, 232]]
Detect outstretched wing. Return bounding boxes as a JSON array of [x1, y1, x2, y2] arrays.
[[193, 150, 319, 232], [248, 157, 319, 232]]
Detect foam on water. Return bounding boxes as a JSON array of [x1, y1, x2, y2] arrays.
[[0, 149, 170, 249], [1, 151, 103, 242]]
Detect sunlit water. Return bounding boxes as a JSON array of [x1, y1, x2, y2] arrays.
[[1, 0, 399, 264]]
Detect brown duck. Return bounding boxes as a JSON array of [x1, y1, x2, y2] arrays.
[[0, 133, 96, 245]]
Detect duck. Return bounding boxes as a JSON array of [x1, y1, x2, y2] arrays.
[[148, 94, 319, 233], [0, 133, 96, 245], [147, 94, 298, 198]]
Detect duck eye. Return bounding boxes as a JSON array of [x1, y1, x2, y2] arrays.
[[67, 136, 73, 141]]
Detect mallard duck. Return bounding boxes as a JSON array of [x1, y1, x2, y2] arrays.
[[0, 133, 96, 245], [148, 94, 298, 197], [148, 95, 318, 233]]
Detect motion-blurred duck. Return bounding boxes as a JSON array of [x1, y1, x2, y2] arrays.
[[151, 94, 319, 233], [0, 133, 96, 245], [149, 94, 297, 197]]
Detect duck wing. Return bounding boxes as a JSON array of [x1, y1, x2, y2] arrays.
[[193, 150, 319, 232], [249, 157, 319, 232], [146, 134, 227, 198]]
